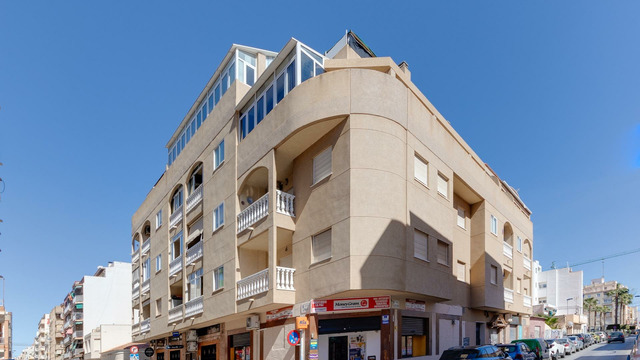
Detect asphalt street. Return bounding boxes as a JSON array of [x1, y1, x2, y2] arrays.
[[561, 336, 634, 360]]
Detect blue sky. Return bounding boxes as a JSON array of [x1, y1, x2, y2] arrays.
[[1, 0, 639, 352]]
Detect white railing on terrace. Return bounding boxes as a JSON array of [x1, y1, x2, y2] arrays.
[[74, 330, 82, 338], [63, 352, 71, 360], [140, 318, 150, 333], [186, 241, 203, 266], [141, 278, 150, 294], [132, 287, 140, 300], [184, 296, 204, 318], [237, 193, 269, 233], [276, 266, 296, 291], [74, 295, 83, 303], [186, 185, 203, 213], [131, 322, 140, 335], [168, 306, 183, 323], [64, 302, 72, 313], [523, 257, 532, 270], [169, 255, 183, 277], [504, 288, 514, 303], [0, 337, 4, 345], [141, 239, 150, 254], [63, 336, 71, 345], [169, 205, 183, 228], [132, 251, 140, 263], [64, 320, 71, 329], [503, 242, 513, 259], [524, 295, 532, 307], [275, 190, 295, 217], [237, 268, 269, 300]]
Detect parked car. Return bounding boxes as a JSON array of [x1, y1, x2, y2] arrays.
[[439, 345, 512, 359], [567, 336, 583, 351], [571, 334, 588, 347], [554, 338, 575, 354], [497, 342, 536, 360], [598, 331, 607, 342], [607, 331, 625, 343], [510, 339, 549, 360], [544, 339, 565, 359]]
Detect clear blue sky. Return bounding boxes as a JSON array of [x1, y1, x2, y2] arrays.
[[1, 0, 639, 353]]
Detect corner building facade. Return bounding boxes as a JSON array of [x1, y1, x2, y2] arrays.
[[130, 33, 534, 360]]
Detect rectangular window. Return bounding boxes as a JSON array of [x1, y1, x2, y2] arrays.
[[517, 236, 522, 252], [247, 106, 255, 134], [142, 258, 150, 281], [214, 84, 221, 104], [266, 85, 274, 114], [490, 215, 498, 235], [456, 207, 465, 229], [213, 140, 225, 170], [276, 73, 285, 103], [156, 210, 162, 229], [207, 93, 213, 113], [490, 265, 498, 284], [457, 261, 466, 282], [240, 115, 246, 139], [436, 240, 449, 266], [156, 255, 162, 272], [155, 298, 162, 317], [213, 203, 224, 230], [312, 147, 332, 185], [171, 232, 183, 260], [213, 266, 224, 291], [516, 278, 522, 294], [437, 173, 448, 198], [413, 229, 428, 262], [256, 96, 265, 124], [286, 60, 296, 92], [414, 155, 428, 186], [312, 229, 331, 263], [187, 268, 203, 301]]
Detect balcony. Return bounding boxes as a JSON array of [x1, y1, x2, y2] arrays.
[[169, 255, 183, 277], [523, 257, 532, 271], [73, 349, 83, 356], [169, 205, 183, 228], [524, 295, 532, 308], [74, 312, 83, 321], [64, 302, 72, 314], [186, 185, 203, 213], [236, 266, 295, 301], [503, 242, 513, 259], [237, 191, 295, 233], [504, 288, 514, 303], [184, 296, 204, 318], [132, 251, 140, 263], [141, 238, 150, 255], [185, 241, 203, 266], [141, 278, 150, 295], [140, 318, 150, 333], [132, 322, 140, 335], [64, 319, 71, 329], [63, 352, 71, 360], [74, 330, 82, 338], [63, 335, 71, 345], [73, 295, 83, 304], [132, 279, 140, 299], [168, 305, 183, 324]]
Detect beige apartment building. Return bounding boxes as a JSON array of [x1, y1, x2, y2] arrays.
[[49, 305, 65, 360], [0, 306, 11, 360], [584, 277, 635, 330], [130, 32, 534, 360]]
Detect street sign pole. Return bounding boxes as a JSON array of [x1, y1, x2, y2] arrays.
[[299, 329, 305, 360]]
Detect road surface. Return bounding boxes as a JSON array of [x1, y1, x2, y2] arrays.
[[561, 336, 634, 360]]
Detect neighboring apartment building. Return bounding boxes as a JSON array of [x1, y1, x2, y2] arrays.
[[34, 314, 50, 360], [129, 32, 534, 360], [0, 306, 11, 360], [536, 267, 586, 333], [17, 345, 34, 360], [49, 305, 65, 360], [62, 262, 132, 360], [583, 277, 633, 330]]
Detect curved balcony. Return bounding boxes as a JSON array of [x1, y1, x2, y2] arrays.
[[141, 278, 150, 295], [186, 185, 203, 213], [141, 239, 150, 255], [169, 255, 183, 277], [523, 257, 532, 270], [236, 266, 296, 301], [184, 296, 204, 318], [169, 205, 183, 228], [140, 318, 150, 333], [524, 295, 532, 308], [504, 288, 514, 303], [168, 305, 183, 324], [237, 191, 295, 233], [503, 242, 513, 259], [185, 241, 203, 267]]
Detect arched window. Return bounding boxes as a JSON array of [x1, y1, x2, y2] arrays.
[[171, 186, 184, 213], [187, 163, 203, 196]]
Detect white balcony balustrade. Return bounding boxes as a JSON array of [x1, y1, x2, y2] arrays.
[[140, 318, 151, 333], [276, 266, 295, 291], [504, 288, 514, 303], [275, 190, 295, 217], [184, 296, 204, 318], [237, 268, 269, 300], [523, 257, 532, 271], [169, 255, 183, 277], [185, 241, 203, 267], [131, 322, 140, 335], [73, 295, 83, 303], [74, 330, 82, 338], [141, 278, 150, 294], [237, 193, 269, 233], [524, 295, 532, 308], [132, 251, 140, 263], [141, 239, 150, 255], [168, 305, 183, 324], [169, 205, 183, 228], [132, 287, 140, 300], [186, 185, 203, 213], [503, 242, 513, 259]]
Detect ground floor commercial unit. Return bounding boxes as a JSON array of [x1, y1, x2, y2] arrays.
[[137, 294, 530, 360]]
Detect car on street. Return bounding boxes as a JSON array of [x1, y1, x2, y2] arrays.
[[544, 339, 565, 359], [497, 342, 536, 360], [567, 336, 583, 351], [510, 339, 549, 360], [439, 345, 513, 359], [554, 338, 575, 355], [598, 331, 607, 342], [607, 331, 625, 343]]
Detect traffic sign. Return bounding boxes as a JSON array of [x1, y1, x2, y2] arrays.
[[130, 346, 139, 354], [144, 348, 155, 357], [287, 330, 300, 346]]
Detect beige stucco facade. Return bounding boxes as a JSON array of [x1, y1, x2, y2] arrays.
[[130, 33, 533, 360], [0, 307, 11, 360]]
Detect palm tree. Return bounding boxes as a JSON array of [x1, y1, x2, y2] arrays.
[[584, 297, 598, 331], [541, 313, 559, 329], [607, 284, 628, 326], [619, 292, 633, 325], [596, 305, 609, 330]]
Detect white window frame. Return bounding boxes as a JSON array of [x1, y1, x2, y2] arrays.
[[213, 203, 224, 231], [155, 255, 162, 273], [490, 265, 498, 285], [436, 240, 450, 266], [490, 215, 498, 235], [171, 232, 183, 260], [213, 266, 224, 291], [187, 268, 203, 301], [413, 229, 428, 262], [213, 140, 225, 170], [516, 236, 522, 252], [155, 210, 162, 229], [312, 147, 332, 185], [142, 258, 150, 281], [414, 155, 428, 186], [456, 206, 465, 229], [456, 261, 466, 282], [437, 172, 449, 199], [312, 229, 331, 263]]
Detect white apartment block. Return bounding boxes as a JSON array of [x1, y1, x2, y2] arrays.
[[536, 267, 586, 333]]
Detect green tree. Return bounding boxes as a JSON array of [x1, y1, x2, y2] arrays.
[[539, 313, 559, 329], [619, 291, 633, 325], [607, 284, 628, 326], [596, 305, 609, 331], [584, 297, 598, 330]]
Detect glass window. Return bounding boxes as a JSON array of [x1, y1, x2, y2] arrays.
[[238, 61, 245, 86], [436, 240, 449, 266], [491, 215, 498, 235], [457, 207, 465, 229], [312, 229, 331, 263], [171, 232, 183, 260], [215, 84, 221, 104], [213, 140, 224, 170], [229, 61, 236, 83], [414, 156, 428, 185], [222, 73, 229, 93], [156, 255, 162, 272], [301, 52, 314, 83], [266, 56, 274, 68], [517, 236, 522, 252], [213, 203, 224, 230], [256, 96, 265, 124], [286, 60, 296, 92], [187, 268, 203, 301], [276, 73, 285, 103], [490, 265, 498, 284], [172, 188, 183, 212], [156, 210, 162, 229], [247, 107, 255, 133], [246, 66, 255, 86], [214, 266, 224, 291], [208, 93, 213, 112], [312, 147, 332, 184], [437, 173, 448, 198], [413, 230, 428, 261], [266, 85, 274, 113], [240, 115, 246, 139], [196, 114, 202, 129], [142, 258, 150, 281], [316, 63, 324, 76]]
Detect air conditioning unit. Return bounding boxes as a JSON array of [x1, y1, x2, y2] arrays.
[[186, 330, 197, 342], [246, 314, 260, 330]]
